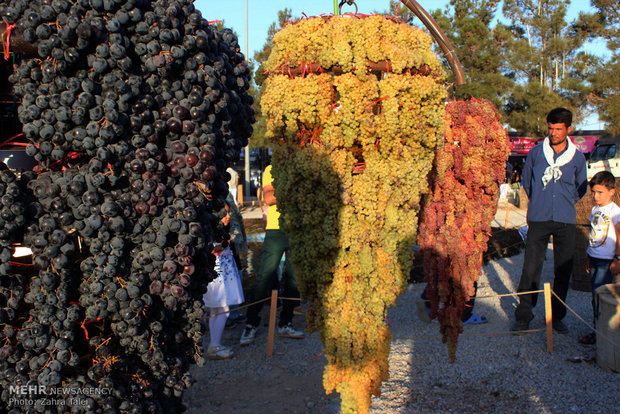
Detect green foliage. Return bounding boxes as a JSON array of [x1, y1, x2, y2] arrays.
[[253, 9, 293, 87], [591, 0, 620, 51], [581, 1, 620, 134], [590, 59, 620, 135], [376, 1, 619, 133], [500, 0, 590, 130], [248, 9, 294, 149], [504, 81, 571, 135], [387, 0, 415, 24], [430, 0, 514, 110], [397, 0, 618, 133]]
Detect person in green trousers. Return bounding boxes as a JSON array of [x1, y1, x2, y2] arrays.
[[240, 165, 305, 345]]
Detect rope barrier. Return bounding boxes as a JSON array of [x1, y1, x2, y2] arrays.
[[550, 290, 620, 351], [206, 297, 271, 318], [397, 290, 544, 304], [475, 290, 544, 299], [230, 288, 546, 310], [278, 296, 302, 301], [209, 283, 620, 393]]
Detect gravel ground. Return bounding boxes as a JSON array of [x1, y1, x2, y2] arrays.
[[183, 244, 620, 414]]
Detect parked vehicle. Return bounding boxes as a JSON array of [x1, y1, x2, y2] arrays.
[[587, 137, 620, 180]]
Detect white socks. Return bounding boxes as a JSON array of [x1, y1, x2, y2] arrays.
[[209, 306, 229, 348]]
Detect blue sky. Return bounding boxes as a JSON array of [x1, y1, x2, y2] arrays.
[[193, 0, 607, 129], [193, 0, 603, 60]]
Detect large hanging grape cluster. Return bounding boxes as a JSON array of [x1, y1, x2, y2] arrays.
[[418, 98, 509, 361], [0, 0, 254, 412], [261, 15, 446, 414], [0, 168, 37, 389]]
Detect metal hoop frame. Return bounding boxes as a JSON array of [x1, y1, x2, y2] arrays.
[[338, 0, 358, 15]]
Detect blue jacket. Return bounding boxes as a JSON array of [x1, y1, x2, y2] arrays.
[[522, 142, 587, 224]]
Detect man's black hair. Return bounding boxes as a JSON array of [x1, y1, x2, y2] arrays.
[[589, 170, 615, 190], [546, 107, 572, 127]]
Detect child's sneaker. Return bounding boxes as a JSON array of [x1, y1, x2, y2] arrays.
[[277, 323, 304, 339], [207, 345, 234, 360], [240, 324, 257, 346]]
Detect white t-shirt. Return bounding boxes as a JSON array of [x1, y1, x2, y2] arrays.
[[587, 201, 620, 259]]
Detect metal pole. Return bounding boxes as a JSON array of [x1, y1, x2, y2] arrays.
[[399, 0, 466, 86], [335, 0, 339, 15], [244, 0, 251, 201]]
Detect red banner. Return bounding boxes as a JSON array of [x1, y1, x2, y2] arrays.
[[510, 137, 537, 155], [570, 136, 599, 153], [510, 136, 600, 156]]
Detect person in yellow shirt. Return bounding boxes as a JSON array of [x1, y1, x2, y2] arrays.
[[240, 165, 304, 345]]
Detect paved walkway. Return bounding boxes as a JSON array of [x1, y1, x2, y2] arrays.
[[239, 204, 264, 220], [493, 200, 528, 229]]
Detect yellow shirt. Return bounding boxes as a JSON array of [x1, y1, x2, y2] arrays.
[[262, 165, 280, 230]]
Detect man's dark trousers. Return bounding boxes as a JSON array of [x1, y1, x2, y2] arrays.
[[515, 220, 576, 323], [246, 230, 299, 328]]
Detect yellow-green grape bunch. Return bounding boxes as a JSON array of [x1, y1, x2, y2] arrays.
[[418, 98, 510, 361], [261, 15, 447, 414], [264, 15, 442, 81]]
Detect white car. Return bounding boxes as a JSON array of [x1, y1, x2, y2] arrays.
[[587, 137, 620, 180]]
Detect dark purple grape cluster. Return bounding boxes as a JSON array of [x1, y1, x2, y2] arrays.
[[0, 0, 254, 412], [0, 165, 31, 248], [0, 166, 43, 410]]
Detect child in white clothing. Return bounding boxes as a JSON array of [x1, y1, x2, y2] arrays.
[[204, 202, 245, 359], [581, 171, 620, 344]]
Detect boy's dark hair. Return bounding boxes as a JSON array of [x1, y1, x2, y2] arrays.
[[589, 171, 615, 190], [546, 107, 572, 127]]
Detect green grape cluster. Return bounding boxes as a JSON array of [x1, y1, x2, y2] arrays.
[[264, 15, 442, 81], [261, 15, 447, 414]]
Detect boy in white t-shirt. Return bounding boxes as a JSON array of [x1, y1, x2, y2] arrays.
[[582, 171, 620, 344]]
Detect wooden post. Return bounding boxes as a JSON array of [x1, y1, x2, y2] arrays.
[[544, 283, 553, 352], [237, 183, 243, 206], [266, 289, 278, 357], [504, 202, 511, 228]]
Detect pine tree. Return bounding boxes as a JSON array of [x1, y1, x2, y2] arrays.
[[254, 9, 293, 87], [501, 0, 586, 133], [430, 0, 515, 110], [585, 1, 620, 134], [250, 9, 294, 148], [388, 0, 415, 24]]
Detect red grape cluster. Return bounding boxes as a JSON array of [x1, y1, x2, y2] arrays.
[[418, 98, 509, 361]]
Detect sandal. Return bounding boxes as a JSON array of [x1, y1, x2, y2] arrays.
[[579, 332, 596, 345], [207, 345, 234, 360], [462, 314, 488, 325]]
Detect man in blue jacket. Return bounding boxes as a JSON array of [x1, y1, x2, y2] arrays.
[[511, 108, 588, 334]]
